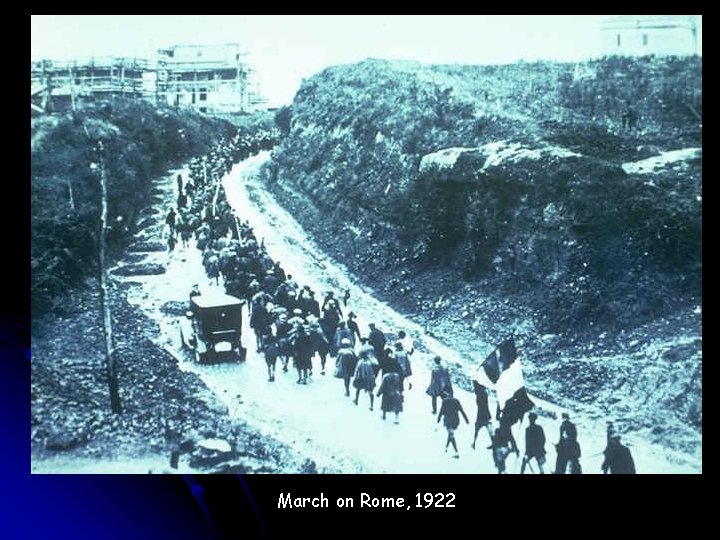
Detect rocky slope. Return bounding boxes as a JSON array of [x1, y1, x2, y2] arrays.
[[260, 57, 702, 454]]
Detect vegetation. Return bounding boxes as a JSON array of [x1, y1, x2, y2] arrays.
[[31, 99, 237, 316], [266, 56, 701, 335]]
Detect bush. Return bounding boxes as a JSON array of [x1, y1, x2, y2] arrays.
[[31, 98, 237, 316]]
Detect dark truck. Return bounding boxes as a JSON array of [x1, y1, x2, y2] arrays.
[[179, 292, 247, 363]]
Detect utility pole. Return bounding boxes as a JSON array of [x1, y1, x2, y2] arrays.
[[96, 141, 122, 414]]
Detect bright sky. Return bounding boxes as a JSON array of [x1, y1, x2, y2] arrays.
[[30, 15, 702, 108]]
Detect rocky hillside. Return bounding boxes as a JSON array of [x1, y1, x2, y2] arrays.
[[260, 57, 702, 446]]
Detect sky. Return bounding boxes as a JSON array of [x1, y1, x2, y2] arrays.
[[31, 15, 702, 108]]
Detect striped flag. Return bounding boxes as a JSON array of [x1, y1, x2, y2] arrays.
[[473, 337, 534, 426]]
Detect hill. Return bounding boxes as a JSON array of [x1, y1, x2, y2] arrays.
[[259, 57, 702, 449]]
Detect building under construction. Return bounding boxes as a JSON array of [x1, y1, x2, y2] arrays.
[[31, 43, 266, 115], [31, 57, 154, 113]]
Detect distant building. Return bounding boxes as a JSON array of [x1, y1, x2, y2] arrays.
[[31, 43, 267, 115], [30, 57, 153, 113], [246, 67, 269, 111], [156, 43, 253, 114], [601, 15, 700, 57]]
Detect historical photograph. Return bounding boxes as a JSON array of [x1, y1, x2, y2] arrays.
[[31, 15, 701, 474]]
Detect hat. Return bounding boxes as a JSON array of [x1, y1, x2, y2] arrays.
[[293, 308, 303, 315], [348, 311, 356, 318], [341, 338, 351, 346], [529, 412, 538, 422]]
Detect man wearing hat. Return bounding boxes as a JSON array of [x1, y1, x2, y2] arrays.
[[555, 413, 582, 474], [559, 412, 577, 442], [346, 312, 361, 343], [602, 433, 636, 474]]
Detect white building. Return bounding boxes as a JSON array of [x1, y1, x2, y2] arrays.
[[156, 43, 256, 114], [601, 15, 700, 57]]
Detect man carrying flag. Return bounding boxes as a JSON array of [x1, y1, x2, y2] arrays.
[[473, 336, 535, 428]]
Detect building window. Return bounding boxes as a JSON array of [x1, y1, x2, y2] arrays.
[[642, 34, 649, 46], [617, 34, 621, 47], [199, 88, 207, 101]]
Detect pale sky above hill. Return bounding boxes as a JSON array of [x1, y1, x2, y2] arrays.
[[31, 15, 701, 108]]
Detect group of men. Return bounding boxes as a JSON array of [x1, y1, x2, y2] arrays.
[[170, 128, 637, 475], [424, 355, 635, 473], [163, 129, 275, 260]]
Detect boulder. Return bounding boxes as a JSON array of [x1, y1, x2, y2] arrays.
[[112, 263, 166, 276]]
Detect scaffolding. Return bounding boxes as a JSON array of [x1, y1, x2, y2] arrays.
[[31, 43, 266, 114]]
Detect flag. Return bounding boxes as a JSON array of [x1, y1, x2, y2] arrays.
[[473, 348, 499, 389], [474, 336, 534, 426], [496, 337, 534, 425]]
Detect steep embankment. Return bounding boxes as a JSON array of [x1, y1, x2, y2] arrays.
[[260, 57, 702, 453], [31, 99, 238, 316], [31, 102, 301, 472]]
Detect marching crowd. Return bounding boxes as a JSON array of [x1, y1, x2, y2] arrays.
[[162, 131, 636, 475]]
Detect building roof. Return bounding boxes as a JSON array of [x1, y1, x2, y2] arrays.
[[601, 15, 698, 31]]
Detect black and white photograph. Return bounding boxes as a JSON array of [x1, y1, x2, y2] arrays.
[[30, 15, 702, 474]]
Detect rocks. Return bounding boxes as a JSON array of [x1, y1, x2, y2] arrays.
[[160, 301, 190, 316], [112, 263, 166, 276], [124, 253, 152, 264], [136, 217, 156, 230], [197, 438, 232, 453], [300, 459, 318, 474], [127, 241, 166, 253], [46, 428, 88, 451]]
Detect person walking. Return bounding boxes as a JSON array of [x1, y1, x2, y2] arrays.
[[555, 430, 582, 474], [293, 324, 313, 384], [554, 412, 581, 474], [426, 356, 453, 415], [471, 381, 494, 450], [165, 207, 177, 236], [602, 434, 636, 474], [368, 323, 387, 361], [352, 353, 377, 410], [336, 338, 358, 397], [262, 332, 279, 382], [393, 342, 413, 390], [397, 330, 414, 357], [520, 412, 546, 474], [437, 390, 469, 459], [377, 369, 404, 424], [492, 420, 519, 474], [346, 312, 362, 342]]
